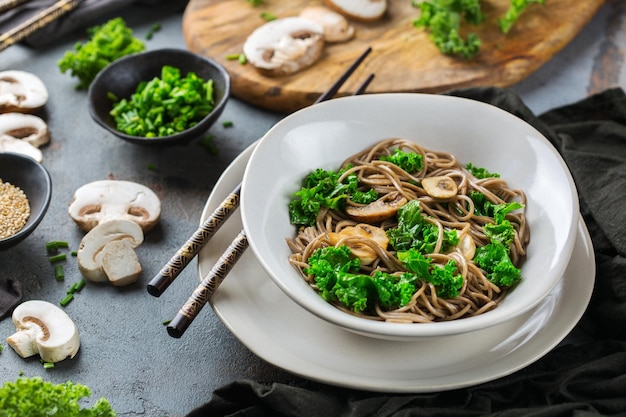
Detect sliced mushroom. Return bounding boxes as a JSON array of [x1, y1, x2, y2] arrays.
[[68, 180, 161, 233], [0, 70, 49, 113], [6, 300, 80, 363], [322, 0, 387, 22], [345, 192, 408, 223], [0, 136, 43, 162], [299, 6, 355, 43], [243, 17, 325, 77], [421, 176, 458, 199], [455, 231, 476, 260], [77, 219, 144, 286], [328, 224, 389, 265]]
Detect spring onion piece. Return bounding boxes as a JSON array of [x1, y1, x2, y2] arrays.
[[222, 120, 234, 128], [60, 294, 74, 307], [54, 265, 65, 282], [49, 254, 67, 263], [42, 362, 55, 369], [109, 65, 216, 138], [46, 240, 69, 252]]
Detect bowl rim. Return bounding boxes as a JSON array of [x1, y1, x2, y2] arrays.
[[0, 152, 52, 248], [87, 47, 231, 144], [240, 93, 580, 339]]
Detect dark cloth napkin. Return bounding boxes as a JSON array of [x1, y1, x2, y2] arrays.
[[184, 87, 626, 417], [0, 0, 188, 47], [0, 275, 22, 319]]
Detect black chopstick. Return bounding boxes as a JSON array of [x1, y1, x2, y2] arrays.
[[166, 65, 375, 339], [0, 0, 80, 52], [148, 47, 374, 299]]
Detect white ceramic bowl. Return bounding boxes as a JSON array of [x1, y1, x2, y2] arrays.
[[240, 93, 579, 341]]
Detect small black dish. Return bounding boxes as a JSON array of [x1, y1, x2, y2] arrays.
[[0, 153, 52, 250], [88, 48, 231, 146]]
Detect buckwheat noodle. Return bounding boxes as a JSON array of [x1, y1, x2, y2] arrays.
[[287, 138, 530, 323]]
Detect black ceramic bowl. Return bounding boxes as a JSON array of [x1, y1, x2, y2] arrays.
[[0, 153, 52, 250], [88, 48, 231, 146]]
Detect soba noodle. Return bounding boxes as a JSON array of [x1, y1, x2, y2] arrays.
[[287, 138, 530, 323]]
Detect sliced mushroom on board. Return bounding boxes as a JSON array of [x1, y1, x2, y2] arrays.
[[68, 180, 161, 233], [299, 6, 355, 43], [243, 16, 325, 77], [0, 70, 49, 114], [6, 300, 80, 363], [322, 0, 387, 22]]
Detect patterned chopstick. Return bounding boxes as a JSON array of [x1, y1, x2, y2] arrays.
[[0, 0, 79, 52], [147, 184, 241, 297], [166, 64, 375, 338], [0, 0, 32, 14]]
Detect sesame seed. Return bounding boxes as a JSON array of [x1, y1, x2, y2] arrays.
[[0, 179, 31, 239]]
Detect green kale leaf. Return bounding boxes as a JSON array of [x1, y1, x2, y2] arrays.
[[474, 242, 521, 286], [289, 167, 377, 227], [465, 162, 500, 179], [379, 148, 424, 173], [397, 249, 464, 298], [305, 246, 419, 312], [387, 200, 459, 253]]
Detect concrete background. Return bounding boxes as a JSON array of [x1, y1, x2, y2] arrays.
[[0, 1, 624, 416]]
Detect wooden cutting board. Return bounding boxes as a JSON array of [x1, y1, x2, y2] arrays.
[[182, 0, 605, 113]]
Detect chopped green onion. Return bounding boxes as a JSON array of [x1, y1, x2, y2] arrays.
[[54, 265, 64, 282], [42, 362, 55, 369], [162, 319, 171, 326], [260, 12, 276, 21], [222, 120, 234, 128], [60, 294, 74, 307], [49, 254, 66, 263], [46, 240, 69, 252], [71, 250, 78, 256], [238, 54, 247, 65], [226, 53, 241, 60], [67, 279, 86, 294]]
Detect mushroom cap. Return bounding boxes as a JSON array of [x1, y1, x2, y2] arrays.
[[68, 180, 161, 233], [243, 17, 325, 77], [6, 300, 80, 363], [299, 6, 356, 43], [77, 219, 144, 284], [322, 0, 387, 22], [0, 70, 49, 113]]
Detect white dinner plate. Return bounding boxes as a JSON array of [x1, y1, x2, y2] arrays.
[[197, 143, 595, 393]]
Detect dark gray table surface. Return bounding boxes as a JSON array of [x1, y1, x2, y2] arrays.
[[1, 2, 624, 416]]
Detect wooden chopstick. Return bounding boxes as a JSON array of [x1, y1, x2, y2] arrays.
[[147, 47, 374, 299], [166, 68, 375, 339], [0, 0, 79, 52], [0, 0, 32, 14]]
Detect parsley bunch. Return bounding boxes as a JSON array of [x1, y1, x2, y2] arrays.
[[58, 17, 145, 89], [0, 377, 116, 417], [412, 0, 546, 58]]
